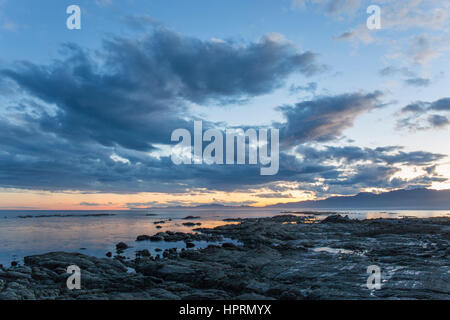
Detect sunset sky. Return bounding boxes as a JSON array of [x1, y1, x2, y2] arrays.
[[0, 0, 449, 210]]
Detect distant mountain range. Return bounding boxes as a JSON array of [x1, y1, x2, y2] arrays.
[[266, 188, 450, 210]]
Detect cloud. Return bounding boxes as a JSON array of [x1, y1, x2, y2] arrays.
[[407, 35, 440, 65], [0, 25, 446, 197], [292, 0, 361, 16], [427, 114, 449, 128], [2, 28, 323, 152], [333, 31, 355, 41], [404, 77, 431, 87], [296, 145, 445, 166], [95, 0, 113, 7], [430, 97, 450, 111], [289, 82, 317, 94], [79, 202, 101, 207], [276, 91, 384, 147], [398, 97, 450, 130], [379, 66, 431, 88], [256, 193, 294, 198], [379, 66, 415, 78], [122, 14, 160, 30]]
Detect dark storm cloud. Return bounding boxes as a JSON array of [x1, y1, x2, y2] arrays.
[[2, 28, 322, 152], [0, 111, 445, 194], [0, 27, 446, 196], [276, 91, 384, 147]]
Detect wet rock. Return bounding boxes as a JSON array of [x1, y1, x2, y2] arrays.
[[1, 215, 448, 300], [116, 242, 129, 250], [183, 216, 201, 220], [136, 250, 151, 257], [106, 252, 112, 258], [321, 215, 353, 224], [222, 242, 237, 249], [186, 242, 195, 248], [136, 235, 152, 241]]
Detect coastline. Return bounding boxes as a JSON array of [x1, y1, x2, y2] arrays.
[[0, 214, 449, 300]]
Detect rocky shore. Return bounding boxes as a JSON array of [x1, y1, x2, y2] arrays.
[[0, 215, 449, 300]]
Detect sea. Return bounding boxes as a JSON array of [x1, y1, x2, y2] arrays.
[[0, 208, 449, 266]]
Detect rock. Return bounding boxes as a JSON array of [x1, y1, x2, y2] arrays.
[[150, 235, 164, 242], [222, 242, 237, 248], [116, 242, 129, 250], [236, 293, 274, 300], [11, 261, 18, 267], [183, 216, 201, 220], [182, 222, 196, 227], [136, 250, 151, 257], [1, 215, 449, 300], [136, 235, 152, 241], [0, 271, 31, 280], [156, 226, 162, 229], [106, 252, 112, 258], [186, 242, 195, 248], [321, 215, 353, 224]]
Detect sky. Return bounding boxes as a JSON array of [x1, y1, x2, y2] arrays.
[[0, 0, 449, 210]]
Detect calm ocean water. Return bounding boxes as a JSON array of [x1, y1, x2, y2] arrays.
[[0, 208, 449, 266]]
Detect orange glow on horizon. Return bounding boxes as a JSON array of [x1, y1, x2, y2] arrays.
[[0, 187, 316, 210]]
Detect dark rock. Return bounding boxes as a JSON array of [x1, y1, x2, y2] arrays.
[[183, 216, 201, 220], [116, 242, 129, 250], [182, 222, 196, 227], [106, 252, 112, 258], [136, 249, 151, 257], [222, 242, 237, 249], [186, 242, 195, 248], [136, 235, 152, 241], [2, 215, 449, 300], [321, 215, 353, 224], [11, 261, 18, 267]]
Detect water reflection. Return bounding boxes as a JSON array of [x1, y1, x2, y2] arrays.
[[0, 208, 448, 265]]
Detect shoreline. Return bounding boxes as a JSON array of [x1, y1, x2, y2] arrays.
[[0, 214, 449, 300]]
